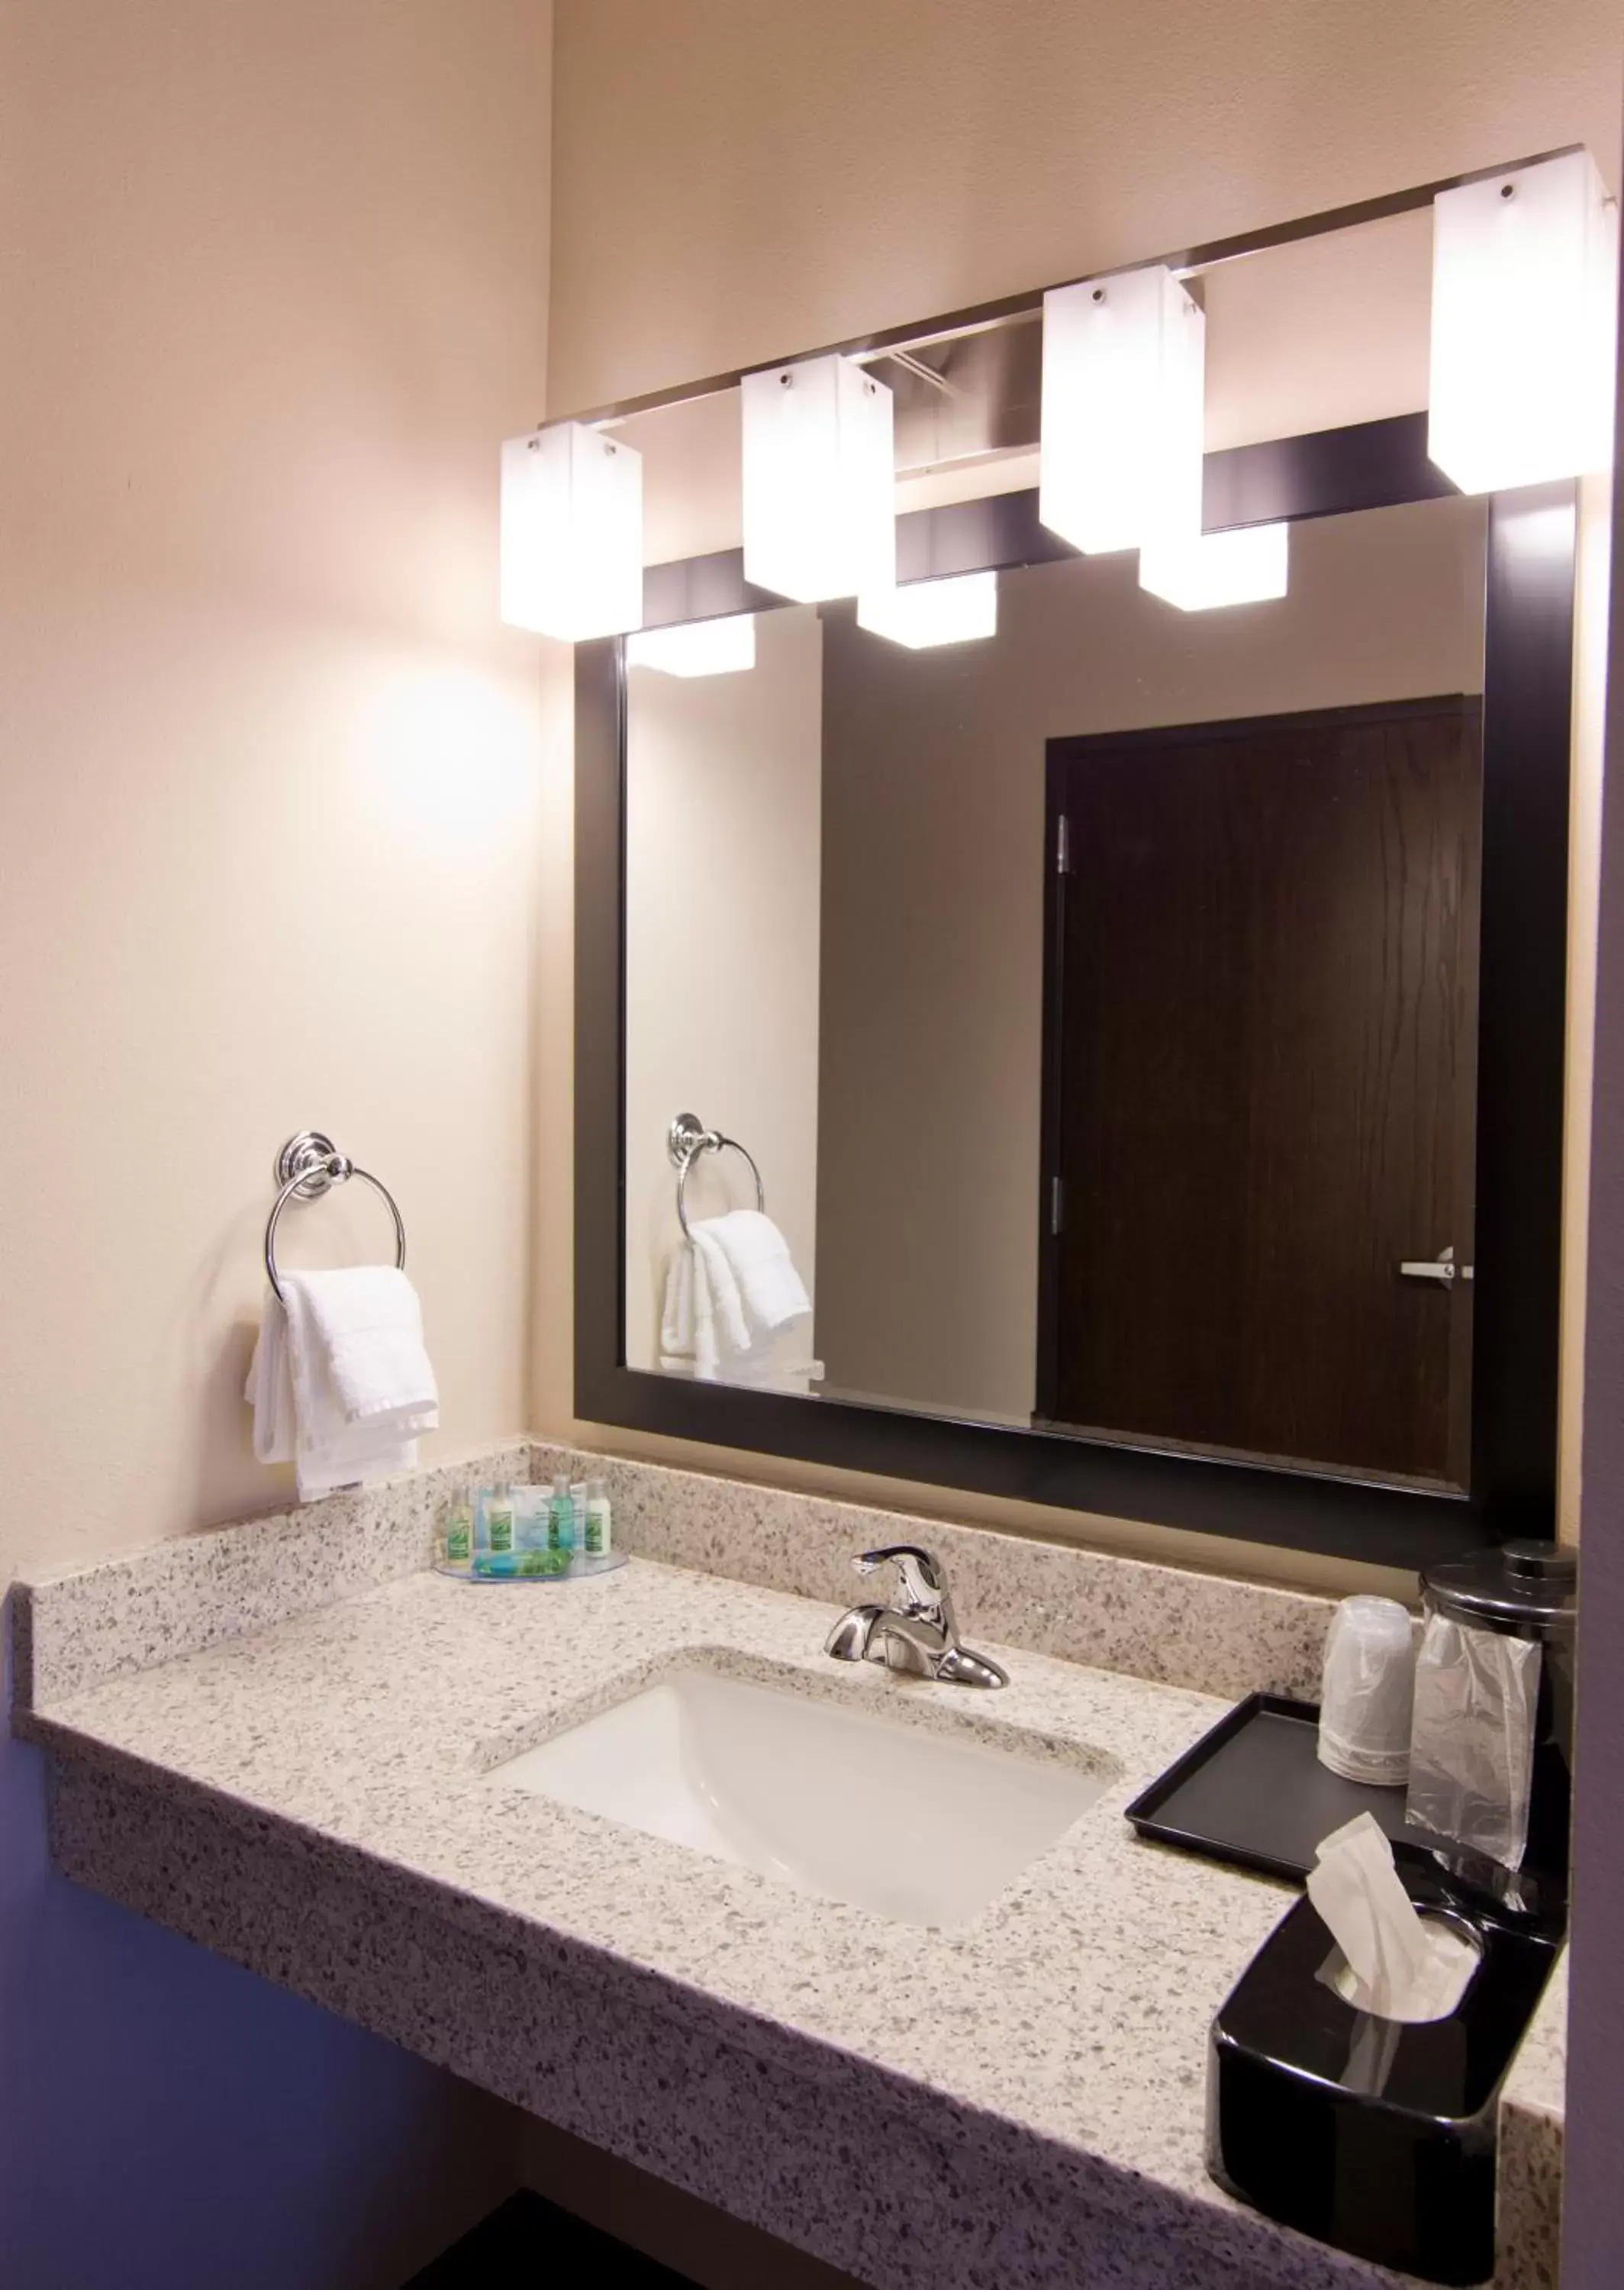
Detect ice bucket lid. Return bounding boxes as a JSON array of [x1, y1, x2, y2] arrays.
[[1421, 1539, 1577, 1642]]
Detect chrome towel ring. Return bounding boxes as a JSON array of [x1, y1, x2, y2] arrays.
[[668, 1111, 765, 1240], [264, 1130, 407, 1305]]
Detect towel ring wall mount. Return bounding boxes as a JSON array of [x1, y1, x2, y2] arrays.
[[667, 1111, 765, 1240], [265, 1130, 408, 1303]]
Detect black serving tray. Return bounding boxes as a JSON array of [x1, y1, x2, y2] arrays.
[[1126, 1692, 1431, 1884]]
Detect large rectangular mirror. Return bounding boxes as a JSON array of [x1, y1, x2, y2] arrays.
[[575, 184, 1577, 1569], [627, 493, 1487, 1498]]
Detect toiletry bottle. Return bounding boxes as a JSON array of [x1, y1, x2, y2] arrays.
[[513, 1485, 545, 1551], [570, 1480, 588, 1549], [547, 1473, 576, 1556], [487, 1487, 515, 1558], [443, 1484, 473, 1568], [585, 1477, 613, 1558], [513, 1487, 552, 1576]]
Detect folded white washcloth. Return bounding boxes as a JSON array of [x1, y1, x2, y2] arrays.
[[245, 1266, 439, 1501], [693, 1210, 811, 1338]]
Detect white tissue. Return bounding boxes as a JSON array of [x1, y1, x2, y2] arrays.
[[1306, 1813, 1477, 2022]]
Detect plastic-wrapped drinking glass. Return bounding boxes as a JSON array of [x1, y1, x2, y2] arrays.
[[1318, 1595, 1417, 1787]]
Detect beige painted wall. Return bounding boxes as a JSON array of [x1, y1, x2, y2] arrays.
[[540, 0, 1620, 1596], [817, 496, 1487, 1422], [624, 607, 823, 1373], [0, 0, 553, 1585]]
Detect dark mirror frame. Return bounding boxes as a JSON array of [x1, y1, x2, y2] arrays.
[[574, 192, 1577, 1572]]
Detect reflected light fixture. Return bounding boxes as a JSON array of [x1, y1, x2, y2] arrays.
[[626, 614, 757, 677], [856, 570, 998, 648], [1139, 521, 1290, 611], [741, 353, 894, 602], [1429, 149, 1619, 495], [1039, 264, 1204, 553], [500, 420, 643, 640]]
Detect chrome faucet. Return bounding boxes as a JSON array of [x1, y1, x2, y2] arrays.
[[824, 1544, 1008, 1688]]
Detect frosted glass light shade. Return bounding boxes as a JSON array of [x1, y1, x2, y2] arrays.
[[741, 354, 894, 602], [1429, 150, 1619, 495], [1039, 266, 1205, 554], [857, 571, 998, 648], [500, 421, 643, 640], [626, 614, 757, 676], [1139, 522, 1290, 611]]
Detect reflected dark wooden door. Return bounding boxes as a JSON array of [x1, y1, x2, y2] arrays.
[[1037, 696, 1481, 1488]]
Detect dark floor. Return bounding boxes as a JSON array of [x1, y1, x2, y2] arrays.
[[407, 2190, 699, 2286]]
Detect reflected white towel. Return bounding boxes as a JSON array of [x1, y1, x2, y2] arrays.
[[659, 1233, 748, 1379], [694, 1210, 811, 1337], [659, 1211, 814, 1386], [246, 1267, 439, 1501]]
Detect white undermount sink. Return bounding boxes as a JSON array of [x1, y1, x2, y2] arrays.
[[489, 1666, 1110, 1927]]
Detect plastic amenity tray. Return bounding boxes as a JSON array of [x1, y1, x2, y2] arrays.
[[433, 1549, 627, 1585], [1125, 1692, 1424, 1883]]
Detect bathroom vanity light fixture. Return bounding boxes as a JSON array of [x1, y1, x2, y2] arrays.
[[1429, 150, 1618, 495], [500, 420, 643, 640], [741, 353, 895, 602], [856, 570, 998, 648], [1039, 264, 1204, 555], [626, 614, 757, 676], [1139, 521, 1290, 611]]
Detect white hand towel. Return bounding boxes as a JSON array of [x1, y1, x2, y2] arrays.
[[692, 1210, 811, 1338], [245, 1267, 438, 1502], [689, 1224, 753, 1356], [289, 1266, 438, 1426], [660, 1244, 720, 1378]]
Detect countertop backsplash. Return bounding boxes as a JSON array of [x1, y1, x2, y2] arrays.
[[14, 1437, 1339, 1714]]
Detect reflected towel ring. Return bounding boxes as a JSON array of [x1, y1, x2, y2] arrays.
[[668, 1111, 766, 1240], [264, 1130, 407, 1305]]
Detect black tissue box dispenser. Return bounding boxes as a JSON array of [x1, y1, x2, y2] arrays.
[[1207, 1859, 1558, 2285], [1208, 1540, 1574, 2285]]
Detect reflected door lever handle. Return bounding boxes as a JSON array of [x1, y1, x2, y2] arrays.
[[1398, 1245, 1473, 1285]]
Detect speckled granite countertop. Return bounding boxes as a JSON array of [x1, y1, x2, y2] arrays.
[[11, 1509, 1564, 2290]]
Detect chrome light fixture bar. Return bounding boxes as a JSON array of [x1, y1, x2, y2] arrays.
[[553, 148, 1583, 434]]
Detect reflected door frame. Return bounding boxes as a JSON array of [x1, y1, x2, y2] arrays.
[[574, 417, 1575, 1572]]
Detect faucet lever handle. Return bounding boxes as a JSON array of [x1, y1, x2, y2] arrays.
[[854, 1544, 951, 1627]]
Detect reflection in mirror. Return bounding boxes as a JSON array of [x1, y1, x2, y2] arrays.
[[624, 492, 1488, 1493]]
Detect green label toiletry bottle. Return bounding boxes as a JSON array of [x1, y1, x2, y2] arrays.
[[547, 1473, 575, 1555], [488, 1494, 514, 1555], [585, 1477, 612, 1557], [444, 1502, 472, 1566]]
